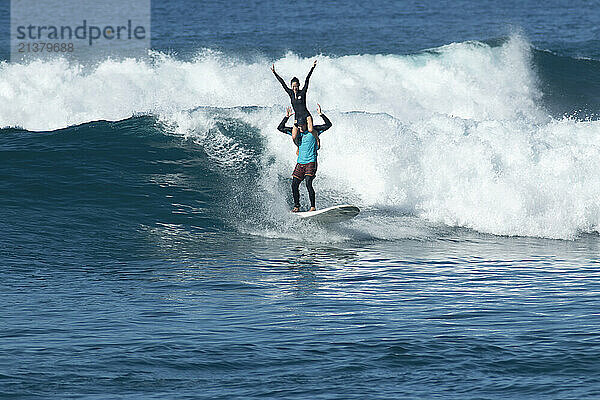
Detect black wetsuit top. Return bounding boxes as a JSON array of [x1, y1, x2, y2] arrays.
[[278, 113, 332, 146], [274, 65, 316, 124]]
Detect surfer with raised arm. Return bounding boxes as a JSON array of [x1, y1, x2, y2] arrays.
[[278, 103, 332, 212], [271, 60, 320, 149]]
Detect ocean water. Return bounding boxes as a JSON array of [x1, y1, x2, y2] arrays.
[[2, 1, 600, 398]]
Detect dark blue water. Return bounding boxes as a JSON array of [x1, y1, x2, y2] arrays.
[[149, 0, 600, 59], [2, 1, 600, 399]]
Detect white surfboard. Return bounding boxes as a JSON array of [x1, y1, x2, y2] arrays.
[[295, 204, 360, 223]]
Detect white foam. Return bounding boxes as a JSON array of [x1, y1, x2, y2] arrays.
[[0, 36, 540, 130], [3, 36, 600, 239]]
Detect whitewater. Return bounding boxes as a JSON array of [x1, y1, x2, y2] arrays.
[[1, 35, 599, 240]]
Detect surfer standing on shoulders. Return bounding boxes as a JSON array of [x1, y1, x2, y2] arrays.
[[278, 103, 332, 212], [271, 60, 320, 149]]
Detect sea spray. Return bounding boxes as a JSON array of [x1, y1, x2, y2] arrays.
[[3, 35, 600, 239]]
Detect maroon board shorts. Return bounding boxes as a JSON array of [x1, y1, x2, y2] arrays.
[[292, 161, 317, 181]]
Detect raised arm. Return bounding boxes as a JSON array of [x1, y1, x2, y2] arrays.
[[277, 107, 293, 135], [271, 64, 292, 95], [312, 103, 332, 133], [302, 60, 317, 91]]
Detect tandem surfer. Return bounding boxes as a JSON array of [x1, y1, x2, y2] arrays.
[[278, 103, 332, 212], [271, 60, 320, 149]]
